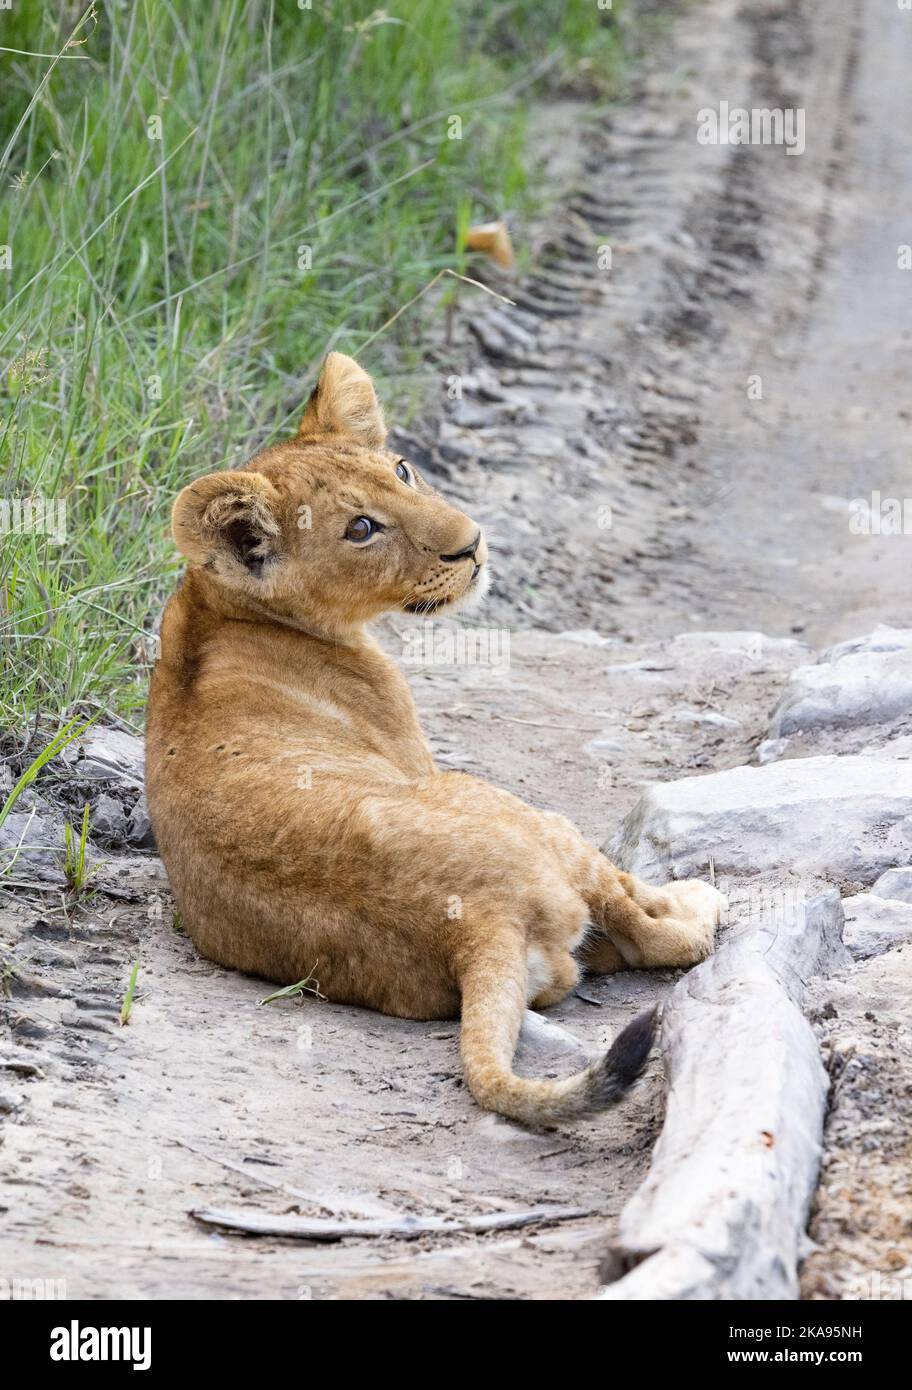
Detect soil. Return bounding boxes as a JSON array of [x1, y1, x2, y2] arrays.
[[1, 0, 908, 1300]]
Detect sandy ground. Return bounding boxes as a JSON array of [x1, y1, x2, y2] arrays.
[[0, 627, 807, 1300], [1, 0, 909, 1299]]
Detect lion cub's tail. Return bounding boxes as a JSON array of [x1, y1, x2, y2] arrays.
[[458, 935, 657, 1126]]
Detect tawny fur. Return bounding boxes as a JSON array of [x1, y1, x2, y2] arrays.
[[146, 352, 725, 1125]]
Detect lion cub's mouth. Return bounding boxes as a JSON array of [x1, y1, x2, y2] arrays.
[[402, 563, 485, 616]]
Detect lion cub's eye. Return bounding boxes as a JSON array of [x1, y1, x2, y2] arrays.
[[345, 516, 378, 543], [395, 460, 414, 485]]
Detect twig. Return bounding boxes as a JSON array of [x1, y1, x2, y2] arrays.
[[172, 1138, 396, 1220], [0, 876, 64, 893], [190, 1203, 595, 1243], [489, 714, 605, 732]]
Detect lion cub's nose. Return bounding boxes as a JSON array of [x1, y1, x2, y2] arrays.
[[439, 530, 482, 563]]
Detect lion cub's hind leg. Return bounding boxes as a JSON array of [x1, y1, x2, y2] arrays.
[[585, 862, 725, 970], [526, 945, 580, 1010], [577, 933, 626, 975]]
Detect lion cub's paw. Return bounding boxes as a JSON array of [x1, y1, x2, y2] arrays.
[[664, 879, 727, 960]]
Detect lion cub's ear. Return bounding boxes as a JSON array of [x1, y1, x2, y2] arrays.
[[298, 352, 386, 448], [172, 471, 282, 578]]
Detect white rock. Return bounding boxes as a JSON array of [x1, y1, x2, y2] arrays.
[[821, 624, 912, 663], [755, 736, 789, 765], [666, 706, 740, 729], [841, 893, 912, 959], [871, 866, 912, 903], [608, 754, 912, 884], [558, 629, 619, 649], [768, 645, 912, 738]]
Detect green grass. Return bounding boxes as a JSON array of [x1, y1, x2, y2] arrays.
[[0, 714, 92, 880], [119, 958, 139, 1025], [0, 0, 627, 736], [0, 714, 93, 837], [260, 967, 325, 1006], [63, 799, 93, 893]]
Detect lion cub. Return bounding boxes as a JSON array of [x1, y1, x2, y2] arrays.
[[147, 353, 723, 1124]]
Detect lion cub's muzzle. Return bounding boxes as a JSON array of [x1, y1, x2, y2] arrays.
[[440, 528, 482, 569], [402, 526, 489, 614], [444, 528, 488, 597]]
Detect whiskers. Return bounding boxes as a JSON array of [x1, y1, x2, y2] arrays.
[[401, 586, 448, 616], [400, 565, 491, 619]]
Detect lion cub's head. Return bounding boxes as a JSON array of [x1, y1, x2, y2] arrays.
[[172, 353, 488, 631]]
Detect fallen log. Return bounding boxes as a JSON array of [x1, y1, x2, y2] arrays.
[[596, 889, 849, 1300]]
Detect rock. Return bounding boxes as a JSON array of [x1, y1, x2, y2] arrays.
[[666, 706, 740, 729], [559, 629, 620, 649], [871, 866, 912, 903], [125, 794, 157, 850], [0, 1057, 44, 1078], [608, 754, 912, 885], [0, 805, 66, 883], [841, 893, 912, 959], [90, 792, 128, 846], [755, 736, 789, 765], [515, 1010, 593, 1075], [63, 727, 145, 788], [0, 1088, 24, 1115], [821, 624, 912, 662], [767, 630, 912, 740], [597, 892, 847, 1301]]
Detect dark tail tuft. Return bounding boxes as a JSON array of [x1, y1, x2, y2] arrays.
[[586, 1006, 659, 1110]]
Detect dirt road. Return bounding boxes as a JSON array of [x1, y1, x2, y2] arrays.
[[422, 0, 909, 649], [1, 0, 908, 1300]]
